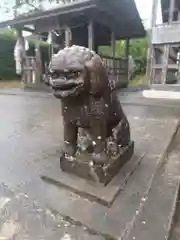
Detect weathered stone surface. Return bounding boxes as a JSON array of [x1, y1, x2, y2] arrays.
[[49, 46, 133, 180], [60, 141, 134, 185]]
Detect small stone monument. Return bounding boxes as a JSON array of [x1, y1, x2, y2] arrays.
[[49, 45, 134, 185]]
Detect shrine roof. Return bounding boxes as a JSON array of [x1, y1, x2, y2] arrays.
[[0, 0, 145, 39]]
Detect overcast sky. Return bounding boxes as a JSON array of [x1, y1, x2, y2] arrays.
[[0, 0, 161, 28], [135, 0, 152, 26]]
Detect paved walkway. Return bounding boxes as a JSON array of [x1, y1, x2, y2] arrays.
[[0, 88, 180, 239], [0, 184, 103, 240], [0, 91, 104, 239]]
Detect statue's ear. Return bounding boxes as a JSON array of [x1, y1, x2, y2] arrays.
[[82, 66, 91, 91], [84, 58, 94, 72], [85, 55, 103, 71]]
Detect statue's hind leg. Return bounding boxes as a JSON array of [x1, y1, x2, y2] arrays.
[[113, 116, 131, 147], [63, 121, 78, 157], [90, 116, 109, 165]]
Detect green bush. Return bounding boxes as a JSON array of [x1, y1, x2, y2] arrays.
[[0, 29, 50, 80], [99, 35, 148, 75], [0, 30, 17, 80]]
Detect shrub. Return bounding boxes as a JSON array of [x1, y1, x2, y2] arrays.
[[99, 34, 148, 75], [0, 28, 50, 80], [0, 29, 17, 80]]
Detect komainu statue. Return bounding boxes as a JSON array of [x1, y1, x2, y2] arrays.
[[49, 45, 134, 185]]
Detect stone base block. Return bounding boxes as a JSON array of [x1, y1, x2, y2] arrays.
[[60, 141, 134, 186], [41, 146, 143, 207]]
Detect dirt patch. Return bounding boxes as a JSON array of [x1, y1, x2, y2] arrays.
[[0, 80, 21, 89]]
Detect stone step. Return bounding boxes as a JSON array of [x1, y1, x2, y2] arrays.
[[143, 90, 180, 100], [123, 121, 180, 240]]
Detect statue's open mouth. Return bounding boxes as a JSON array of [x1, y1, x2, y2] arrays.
[[56, 81, 81, 91], [51, 79, 84, 98]]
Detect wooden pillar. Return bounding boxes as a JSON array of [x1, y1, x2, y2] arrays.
[[124, 39, 130, 59], [161, 0, 175, 84], [125, 39, 130, 80], [111, 31, 116, 87], [94, 44, 98, 53], [161, 45, 170, 84], [35, 35, 42, 84], [49, 32, 54, 56], [47, 31, 52, 61], [169, 0, 175, 22], [14, 29, 26, 84], [178, 10, 180, 20], [111, 32, 116, 57], [146, 0, 158, 85], [65, 26, 72, 47], [88, 20, 94, 50]]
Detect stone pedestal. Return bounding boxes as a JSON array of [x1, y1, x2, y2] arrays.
[[60, 141, 134, 186]]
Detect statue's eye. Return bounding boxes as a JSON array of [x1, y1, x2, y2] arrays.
[[66, 72, 74, 79], [77, 71, 81, 76], [50, 71, 65, 79], [50, 72, 58, 79], [67, 71, 81, 78]]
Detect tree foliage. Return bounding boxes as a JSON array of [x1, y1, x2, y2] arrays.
[[99, 35, 148, 74], [0, 0, 78, 17], [0, 28, 50, 80], [0, 0, 44, 17], [0, 28, 17, 80]]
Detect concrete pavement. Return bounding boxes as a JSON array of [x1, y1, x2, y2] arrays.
[[0, 89, 180, 239]]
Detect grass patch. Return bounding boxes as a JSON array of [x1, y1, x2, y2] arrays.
[[0, 80, 21, 89], [129, 74, 146, 86]]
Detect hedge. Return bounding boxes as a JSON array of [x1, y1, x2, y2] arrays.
[[0, 33, 17, 80], [0, 29, 49, 80], [99, 37, 148, 75]]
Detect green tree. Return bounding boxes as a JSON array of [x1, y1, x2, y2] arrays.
[[129, 38, 148, 60], [129, 37, 148, 74], [99, 35, 148, 58], [0, 0, 44, 17], [0, 0, 79, 17], [99, 34, 148, 74], [0, 28, 16, 38]]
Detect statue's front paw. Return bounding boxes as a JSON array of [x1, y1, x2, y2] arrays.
[[92, 152, 109, 165], [113, 120, 130, 147], [60, 150, 76, 162], [107, 140, 119, 157], [79, 137, 93, 153], [64, 141, 77, 157]]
